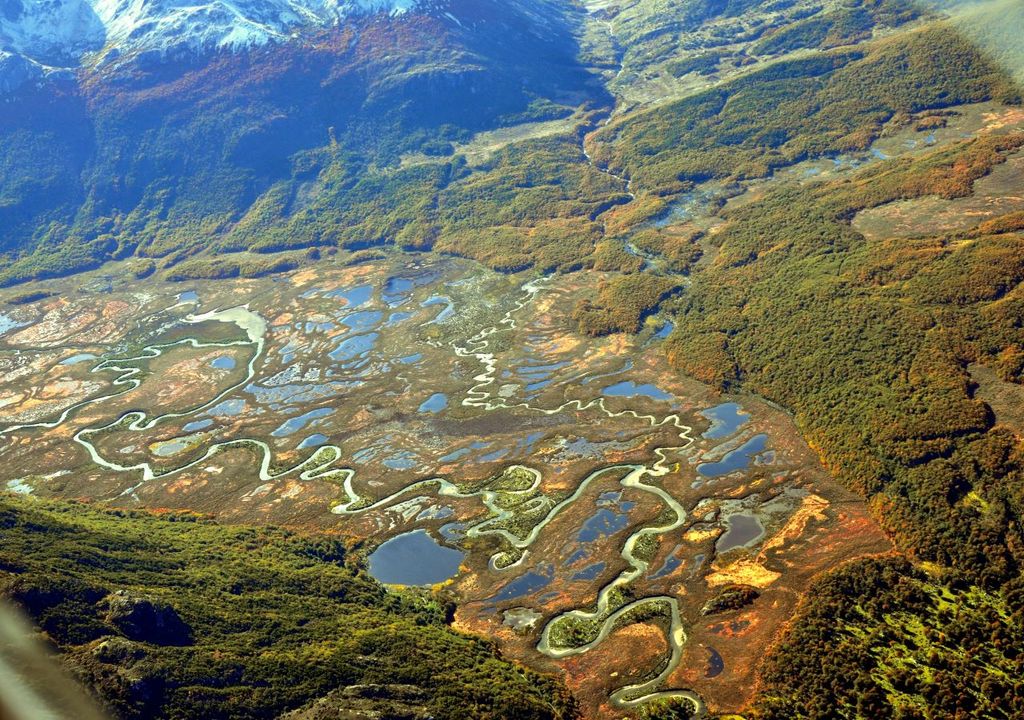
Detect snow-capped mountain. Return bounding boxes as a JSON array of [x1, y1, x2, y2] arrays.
[[0, 0, 591, 275], [0, 0, 425, 67]]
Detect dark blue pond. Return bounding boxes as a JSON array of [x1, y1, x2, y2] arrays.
[[697, 434, 769, 477], [210, 355, 236, 370], [602, 381, 672, 401], [716, 513, 764, 552], [418, 393, 448, 414], [578, 508, 629, 542], [367, 530, 465, 586], [271, 407, 335, 437], [706, 646, 724, 678], [648, 544, 685, 580], [381, 268, 444, 306], [701, 402, 749, 440], [492, 565, 554, 601], [439, 522, 468, 542], [572, 561, 606, 581]]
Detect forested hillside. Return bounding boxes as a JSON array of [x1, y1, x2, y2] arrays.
[[0, 494, 575, 720]]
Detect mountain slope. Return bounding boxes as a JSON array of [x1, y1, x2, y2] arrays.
[[0, 0, 422, 64], [3, 1, 1024, 719], [0, 494, 575, 720], [0, 0, 603, 284]]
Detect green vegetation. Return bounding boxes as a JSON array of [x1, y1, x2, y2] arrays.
[[592, 25, 1018, 193], [659, 130, 1024, 715], [665, 52, 723, 78], [573, 273, 679, 335], [0, 0, 601, 286], [631, 533, 660, 564], [752, 0, 920, 55], [753, 558, 1024, 719], [667, 134, 1024, 582], [609, 600, 669, 633], [546, 614, 603, 648], [4, 3, 1024, 718], [601, 0, 764, 81], [163, 251, 309, 281], [6, 289, 52, 304], [636, 697, 695, 720], [700, 585, 759, 615], [0, 494, 575, 720]]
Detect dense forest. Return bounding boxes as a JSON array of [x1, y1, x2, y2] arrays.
[[658, 95, 1024, 720], [0, 495, 575, 720], [592, 11, 1024, 720], [753, 558, 1024, 719]]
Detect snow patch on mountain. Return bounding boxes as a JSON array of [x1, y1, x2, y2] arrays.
[[0, 0, 427, 68], [0, 0, 106, 64]]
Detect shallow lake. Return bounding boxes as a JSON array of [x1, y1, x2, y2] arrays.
[[716, 513, 765, 552], [697, 433, 769, 477], [325, 284, 373, 308], [578, 507, 629, 542], [271, 407, 334, 437], [329, 332, 378, 363], [367, 530, 465, 586], [700, 402, 749, 439], [61, 353, 98, 365], [210, 355, 236, 370], [0, 313, 26, 336], [298, 433, 328, 449], [340, 310, 383, 332], [602, 380, 672, 401], [492, 565, 554, 601], [572, 561, 606, 581], [418, 393, 448, 414]]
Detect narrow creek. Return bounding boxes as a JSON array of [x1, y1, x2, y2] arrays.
[[0, 275, 706, 715]]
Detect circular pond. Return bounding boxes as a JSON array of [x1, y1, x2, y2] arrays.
[[367, 529, 465, 586]]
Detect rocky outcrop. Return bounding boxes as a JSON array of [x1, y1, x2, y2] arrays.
[[281, 684, 432, 720], [104, 591, 192, 646]]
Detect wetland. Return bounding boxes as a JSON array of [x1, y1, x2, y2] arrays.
[[0, 254, 890, 717]]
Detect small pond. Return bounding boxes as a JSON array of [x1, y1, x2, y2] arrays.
[[210, 355, 236, 370], [0, 313, 26, 336], [716, 513, 765, 552], [700, 402, 749, 440], [367, 530, 465, 586], [697, 434, 769, 477], [298, 433, 329, 449], [418, 393, 448, 414], [61, 353, 98, 365], [271, 407, 334, 437], [602, 381, 672, 401]]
